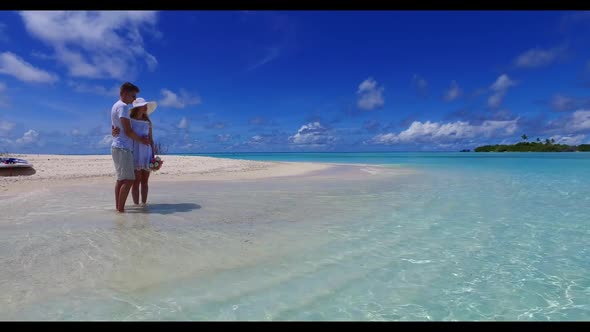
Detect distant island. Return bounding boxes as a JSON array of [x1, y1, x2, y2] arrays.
[[472, 135, 590, 152]]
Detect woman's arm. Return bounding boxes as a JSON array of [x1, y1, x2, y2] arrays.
[[149, 125, 156, 157], [121, 118, 150, 145]]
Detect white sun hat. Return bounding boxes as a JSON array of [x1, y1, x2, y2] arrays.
[[131, 97, 158, 115]]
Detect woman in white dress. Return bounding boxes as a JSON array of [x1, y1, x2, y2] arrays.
[[128, 98, 158, 206]]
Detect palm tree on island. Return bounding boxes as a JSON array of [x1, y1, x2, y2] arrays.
[[474, 133, 586, 152]]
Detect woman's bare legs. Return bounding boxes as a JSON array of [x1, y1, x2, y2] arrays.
[[140, 170, 150, 204], [132, 170, 142, 205]]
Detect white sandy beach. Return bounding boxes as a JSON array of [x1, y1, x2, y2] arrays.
[[0, 154, 336, 193]]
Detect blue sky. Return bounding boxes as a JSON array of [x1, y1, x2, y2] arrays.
[[1, 10, 590, 153]]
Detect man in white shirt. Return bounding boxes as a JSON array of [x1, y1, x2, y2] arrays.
[[111, 82, 150, 213]]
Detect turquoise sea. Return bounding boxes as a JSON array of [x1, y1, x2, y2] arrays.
[[0, 152, 588, 320]]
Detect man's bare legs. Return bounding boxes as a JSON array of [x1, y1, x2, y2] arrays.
[[117, 180, 134, 213], [115, 180, 124, 211]]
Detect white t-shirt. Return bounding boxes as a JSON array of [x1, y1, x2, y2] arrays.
[[110, 100, 133, 151]]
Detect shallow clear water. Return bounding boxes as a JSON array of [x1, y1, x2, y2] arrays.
[[1, 153, 589, 320]]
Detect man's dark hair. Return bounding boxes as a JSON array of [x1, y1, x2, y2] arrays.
[[120, 82, 140, 95]]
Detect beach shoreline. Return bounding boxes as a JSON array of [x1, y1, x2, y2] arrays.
[[0, 154, 411, 194]]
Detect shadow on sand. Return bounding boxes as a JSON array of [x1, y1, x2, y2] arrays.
[[126, 203, 202, 215], [0, 167, 36, 177]]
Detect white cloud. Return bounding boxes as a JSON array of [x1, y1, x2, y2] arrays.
[[19, 11, 160, 80], [0, 52, 58, 83], [145, 53, 158, 71], [247, 47, 280, 71], [488, 74, 516, 109], [244, 133, 284, 146], [444, 80, 463, 102], [246, 134, 280, 146], [487, 93, 505, 109], [412, 74, 428, 98], [413, 75, 428, 89], [159, 89, 201, 108], [68, 81, 119, 97], [15, 129, 40, 145], [0, 137, 11, 146], [514, 46, 564, 68], [177, 117, 189, 129], [56, 47, 102, 78], [550, 134, 586, 145], [369, 119, 519, 145], [0, 127, 44, 148], [569, 110, 590, 132], [98, 135, 113, 147], [217, 134, 232, 142], [30, 51, 54, 60], [249, 135, 264, 144], [0, 120, 15, 136], [289, 122, 335, 145], [249, 117, 268, 126], [490, 74, 516, 92], [550, 94, 577, 112], [357, 77, 384, 111], [71, 129, 81, 136], [545, 109, 590, 135]]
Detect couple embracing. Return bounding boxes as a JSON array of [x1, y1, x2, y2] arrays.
[[110, 82, 160, 213]]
